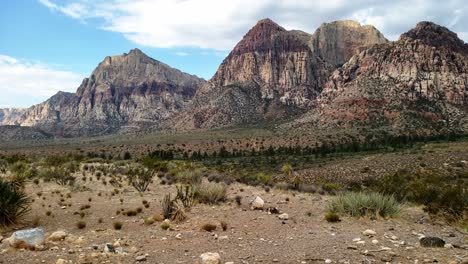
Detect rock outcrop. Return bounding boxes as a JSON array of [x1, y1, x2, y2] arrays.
[[2, 49, 205, 137], [310, 20, 389, 67], [169, 19, 387, 130], [0, 108, 26, 125], [291, 22, 468, 134]]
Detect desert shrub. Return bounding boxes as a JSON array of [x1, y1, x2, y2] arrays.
[[175, 170, 202, 185], [127, 166, 154, 192], [175, 184, 195, 208], [194, 182, 227, 204], [220, 220, 228, 231], [0, 158, 7, 174], [327, 192, 400, 218], [201, 223, 217, 232], [76, 220, 86, 229], [113, 221, 123, 230], [0, 178, 31, 226], [171, 202, 187, 223], [40, 167, 75, 186], [324, 212, 341, 222], [161, 194, 174, 220], [235, 195, 242, 206], [144, 217, 155, 225], [322, 182, 340, 194], [371, 169, 467, 222], [160, 221, 170, 230]]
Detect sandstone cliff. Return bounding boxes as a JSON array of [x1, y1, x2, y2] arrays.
[[290, 22, 468, 135], [2, 49, 205, 137], [169, 19, 387, 130]]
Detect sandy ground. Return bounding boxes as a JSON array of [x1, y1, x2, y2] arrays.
[[0, 174, 467, 264]]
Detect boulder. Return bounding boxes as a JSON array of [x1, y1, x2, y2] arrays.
[[199, 252, 221, 264], [250, 196, 264, 210], [47, 231, 68, 242], [9, 228, 45, 250], [420, 237, 445, 248]]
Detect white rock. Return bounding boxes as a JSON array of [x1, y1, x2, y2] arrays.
[[362, 229, 377, 236], [55, 259, 67, 264], [200, 252, 221, 264], [175, 233, 182, 240], [356, 241, 366, 245], [250, 196, 264, 210], [47, 231, 67, 242], [9, 228, 45, 249], [444, 243, 454, 249], [278, 213, 289, 220], [325, 259, 332, 263], [372, 239, 379, 244], [352, 238, 361, 242], [135, 255, 146, 261], [391, 235, 398, 240]]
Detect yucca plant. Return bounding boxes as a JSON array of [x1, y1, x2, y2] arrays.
[[175, 184, 195, 208], [0, 178, 31, 226]]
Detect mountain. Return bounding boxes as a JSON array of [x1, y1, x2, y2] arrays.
[[0, 108, 26, 125], [288, 21, 468, 136], [1, 49, 205, 137], [168, 19, 387, 130], [0, 125, 52, 143], [310, 20, 388, 67]]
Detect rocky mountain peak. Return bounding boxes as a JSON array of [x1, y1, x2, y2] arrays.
[[401, 21, 468, 54], [310, 20, 388, 66]]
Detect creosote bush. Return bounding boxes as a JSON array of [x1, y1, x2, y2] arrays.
[[127, 166, 154, 192], [76, 220, 87, 229], [324, 212, 341, 222], [113, 221, 123, 230], [201, 223, 217, 232], [327, 192, 400, 218]]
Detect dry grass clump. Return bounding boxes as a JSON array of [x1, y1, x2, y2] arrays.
[[324, 212, 341, 222], [113, 221, 123, 230], [201, 223, 217, 232], [76, 220, 86, 229], [194, 183, 227, 204], [327, 192, 400, 218]]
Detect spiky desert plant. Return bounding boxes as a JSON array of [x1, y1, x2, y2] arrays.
[[175, 184, 195, 208], [0, 178, 31, 226], [171, 202, 187, 223], [127, 166, 154, 192], [161, 194, 174, 220]]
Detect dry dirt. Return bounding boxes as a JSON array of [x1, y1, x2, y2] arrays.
[[0, 174, 467, 264]]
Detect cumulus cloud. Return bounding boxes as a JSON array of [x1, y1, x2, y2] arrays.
[[0, 55, 83, 108], [38, 0, 468, 50]]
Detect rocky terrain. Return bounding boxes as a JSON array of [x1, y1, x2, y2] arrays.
[[0, 108, 25, 126], [0, 49, 205, 137], [0, 125, 52, 143], [168, 19, 387, 130], [287, 21, 468, 136]]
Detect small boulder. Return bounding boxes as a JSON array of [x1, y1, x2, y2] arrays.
[[9, 228, 45, 250], [250, 196, 264, 210], [199, 252, 221, 264], [362, 229, 377, 236], [420, 237, 445, 248], [47, 231, 67, 242], [278, 213, 289, 220]]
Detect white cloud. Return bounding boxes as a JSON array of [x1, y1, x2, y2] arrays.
[[38, 0, 468, 50], [174, 52, 189, 57], [0, 55, 83, 108]]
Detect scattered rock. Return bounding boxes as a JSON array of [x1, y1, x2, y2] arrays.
[[175, 233, 182, 240], [104, 243, 116, 253], [325, 259, 332, 263], [362, 230, 377, 236], [266, 207, 280, 214], [444, 243, 454, 249], [55, 259, 67, 264], [347, 245, 358, 250], [9, 228, 45, 250], [199, 252, 221, 264], [278, 213, 289, 220], [250, 196, 264, 210], [371, 239, 379, 244], [47, 231, 68, 242], [135, 255, 147, 261], [420, 237, 445, 248]]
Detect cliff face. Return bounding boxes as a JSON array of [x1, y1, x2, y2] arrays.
[[0, 108, 26, 125], [292, 22, 468, 134], [3, 49, 205, 137], [310, 20, 389, 67], [170, 19, 387, 130]]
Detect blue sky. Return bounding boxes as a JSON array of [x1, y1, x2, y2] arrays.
[[1, 0, 467, 108]]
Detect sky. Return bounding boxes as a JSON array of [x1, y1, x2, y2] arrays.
[[0, 0, 467, 108]]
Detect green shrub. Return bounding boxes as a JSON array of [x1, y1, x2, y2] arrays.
[[127, 166, 154, 192], [40, 167, 75, 186], [324, 212, 341, 222], [0, 178, 31, 226], [371, 169, 467, 222], [175, 184, 195, 208], [327, 192, 400, 218], [194, 183, 227, 204]]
